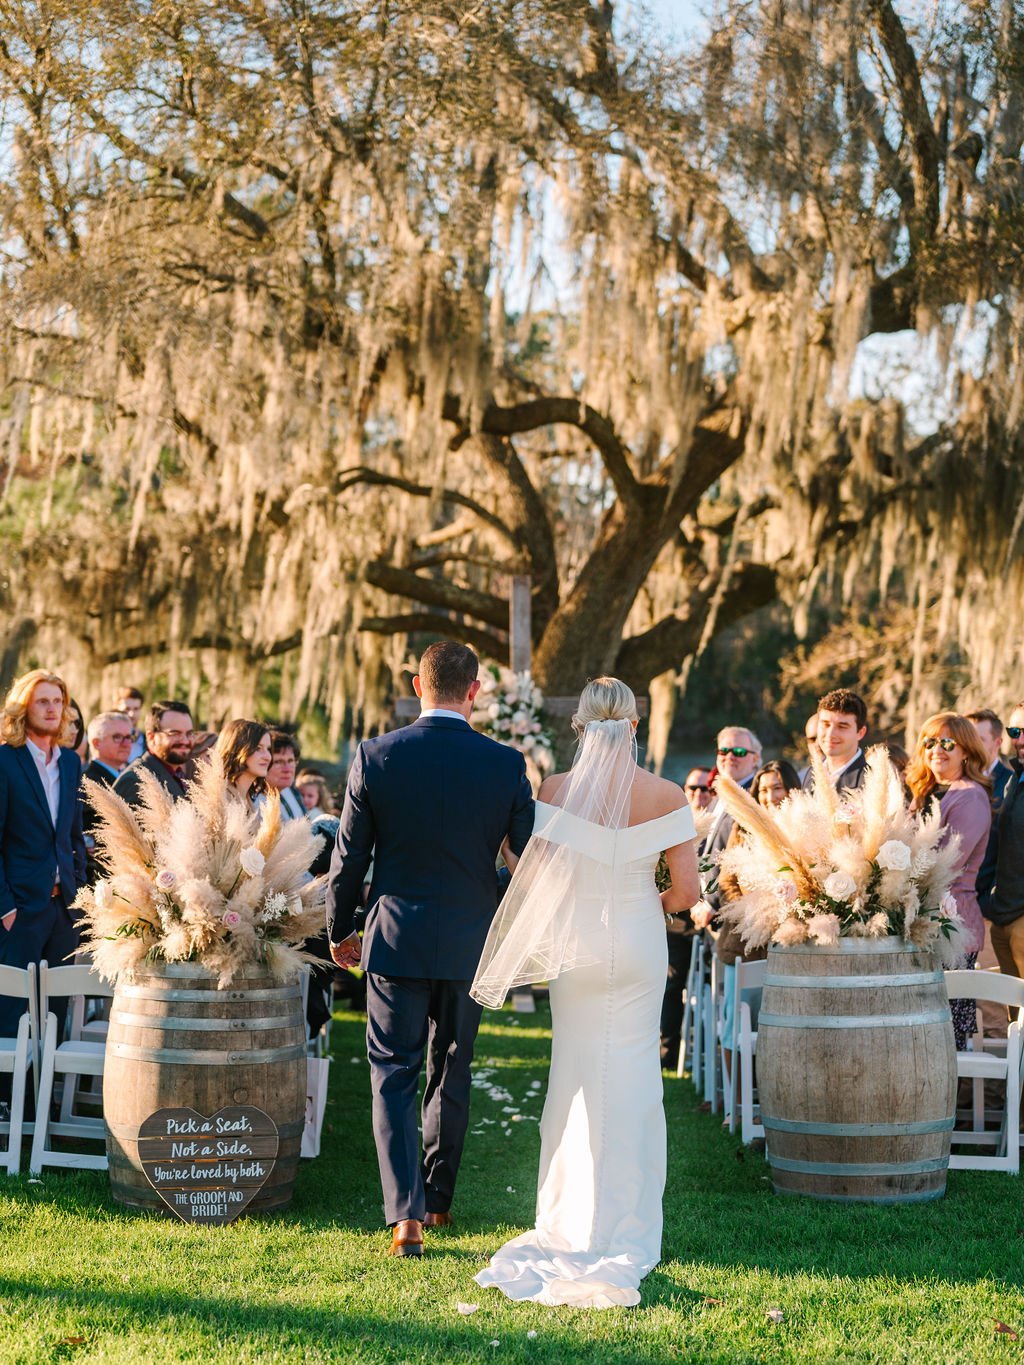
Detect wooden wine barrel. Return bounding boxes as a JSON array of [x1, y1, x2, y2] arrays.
[[104, 962, 306, 1215], [757, 937, 955, 1204]]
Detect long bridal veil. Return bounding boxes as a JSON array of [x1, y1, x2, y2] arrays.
[[471, 718, 637, 1008]]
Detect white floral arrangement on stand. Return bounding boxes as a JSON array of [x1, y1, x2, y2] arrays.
[[75, 760, 326, 986], [475, 665, 556, 777], [714, 746, 966, 964]]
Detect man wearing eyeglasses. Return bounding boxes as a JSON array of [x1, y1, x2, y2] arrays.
[[801, 689, 868, 793], [695, 730, 762, 914], [82, 711, 134, 880], [986, 704, 1024, 986], [113, 701, 195, 809]]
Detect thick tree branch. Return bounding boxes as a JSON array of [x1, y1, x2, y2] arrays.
[[359, 613, 506, 661], [867, 0, 941, 237], [363, 562, 509, 630], [445, 394, 641, 506], [334, 466, 518, 547], [613, 562, 778, 685]]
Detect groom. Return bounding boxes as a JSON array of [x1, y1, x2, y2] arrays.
[[327, 642, 535, 1257]]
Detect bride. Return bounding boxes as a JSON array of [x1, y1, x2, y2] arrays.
[[471, 677, 700, 1309]]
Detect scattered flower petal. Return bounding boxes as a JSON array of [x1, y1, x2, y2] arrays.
[[457, 1302, 479, 1316], [994, 1320, 1019, 1340], [766, 1307, 785, 1324], [527, 1330, 538, 1339]]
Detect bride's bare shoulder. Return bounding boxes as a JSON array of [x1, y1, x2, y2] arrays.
[[537, 772, 571, 804], [631, 768, 687, 819]]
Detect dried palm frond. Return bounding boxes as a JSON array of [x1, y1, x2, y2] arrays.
[[255, 788, 282, 857], [715, 776, 818, 899], [82, 779, 154, 873], [132, 770, 177, 846]]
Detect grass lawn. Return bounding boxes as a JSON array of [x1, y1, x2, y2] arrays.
[[2, 1004, 1024, 1364]]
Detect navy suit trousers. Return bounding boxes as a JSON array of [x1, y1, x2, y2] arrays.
[[366, 973, 483, 1225]]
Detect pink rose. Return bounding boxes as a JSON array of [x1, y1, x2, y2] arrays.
[[222, 910, 241, 929], [155, 869, 177, 891]]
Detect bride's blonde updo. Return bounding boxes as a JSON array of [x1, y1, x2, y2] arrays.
[[572, 676, 638, 732]]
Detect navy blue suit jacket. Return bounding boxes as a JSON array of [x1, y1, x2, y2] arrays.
[[326, 717, 535, 980], [0, 743, 88, 915]]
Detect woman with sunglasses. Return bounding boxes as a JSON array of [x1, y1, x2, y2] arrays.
[[907, 713, 993, 1049]]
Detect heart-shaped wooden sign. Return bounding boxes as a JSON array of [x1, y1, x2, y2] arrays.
[[137, 1106, 279, 1224]]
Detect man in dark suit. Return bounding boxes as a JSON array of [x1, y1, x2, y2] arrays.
[[801, 689, 868, 794], [0, 670, 88, 1047], [326, 642, 534, 1257], [113, 700, 194, 808], [985, 703, 1024, 984], [968, 708, 1013, 920], [81, 710, 134, 879]]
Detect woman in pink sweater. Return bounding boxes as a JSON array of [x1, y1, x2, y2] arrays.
[[907, 712, 993, 1049]]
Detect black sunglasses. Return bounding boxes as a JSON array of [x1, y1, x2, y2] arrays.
[[1008, 727, 1023, 740], [685, 783, 710, 793], [717, 746, 752, 758]]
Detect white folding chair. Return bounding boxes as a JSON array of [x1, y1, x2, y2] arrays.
[[704, 942, 722, 1112], [688, 936, 707, 1090], [0, 965, 38, 1176], [677, 934, 704, 1080], [29, 962, 113, 1174], [734, 958, 767, 1142], [945, 969, 1024, 1174]]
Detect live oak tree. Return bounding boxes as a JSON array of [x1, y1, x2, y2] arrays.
[[1, 0, 1022, 751]]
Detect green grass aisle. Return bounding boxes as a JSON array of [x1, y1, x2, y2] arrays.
[[2, 1005, 1024, 1363]]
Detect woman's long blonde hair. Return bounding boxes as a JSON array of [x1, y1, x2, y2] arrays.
[[0, 670, 78, 747], [906, 711, 993, 808]]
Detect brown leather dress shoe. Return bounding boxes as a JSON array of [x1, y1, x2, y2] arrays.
[[389, 1219, 424, 1257], [423, 1211, 453, 1228]]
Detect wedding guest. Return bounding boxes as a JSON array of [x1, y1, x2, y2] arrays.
[[802, 689, 868, 793], [114, 700, 194, 808], [213, 719, 272, 805], [296, 770, 336, 818], [0, 670, 88, 1056], [82, 711, 134, 879], [65, 699, 89, 764], [683, 766, 713, 815], [907, 713, 992, 1049], [754, 759, 801, 809], [695, 727, 761, 920], [798, 713, 819, 782], [967, 710, 1013, 1002], [112, 685, 146, 763], [659, 766, 713, 1068], [716, 758, 803, 1092], [267, 730, 305, 820], [985, 702, 1024, 988]]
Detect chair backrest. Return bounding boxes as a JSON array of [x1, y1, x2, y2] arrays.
[[39, 961, 114, 1016], [0, 964, 32, 1003], [736, 957, 768, 992], [945, 968, 1024, 1010]]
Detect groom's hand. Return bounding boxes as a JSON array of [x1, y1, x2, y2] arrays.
[[330, 931, 362, 969]]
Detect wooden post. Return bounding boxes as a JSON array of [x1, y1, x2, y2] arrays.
[[509, 575, 532, 675]]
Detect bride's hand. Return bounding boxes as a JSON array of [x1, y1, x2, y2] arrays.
[[689, 901, 714, 931]]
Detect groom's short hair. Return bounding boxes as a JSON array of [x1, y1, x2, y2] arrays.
[[419, 641, 479, 702]]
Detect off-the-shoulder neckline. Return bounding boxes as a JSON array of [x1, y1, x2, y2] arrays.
[[534, 799, 693, 834]]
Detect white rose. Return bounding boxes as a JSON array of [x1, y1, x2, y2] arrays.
[[877, 840, 912, 871], [239, 846, 265, 877], [94, 879, 114, 909], [940, 892, 959, 917], [823, 871, 857, 902], [487, 703, 501, 720]]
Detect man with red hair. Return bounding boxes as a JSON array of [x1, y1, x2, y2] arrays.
[[0, 670, 88, 1053]]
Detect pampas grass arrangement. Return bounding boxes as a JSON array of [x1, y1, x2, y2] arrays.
[[714, 746, 966, 965], [74, 761, 327, 986]]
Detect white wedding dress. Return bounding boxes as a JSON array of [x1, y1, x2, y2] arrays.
[[474, 798, 696, 1309]]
